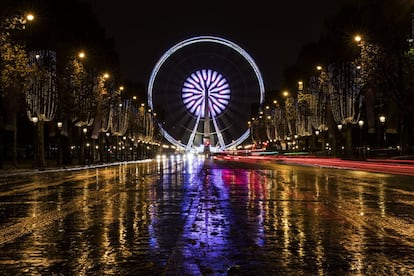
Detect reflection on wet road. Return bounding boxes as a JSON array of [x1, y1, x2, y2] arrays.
[[0, 155, 413, 275]]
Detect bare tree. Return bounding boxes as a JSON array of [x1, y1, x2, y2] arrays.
[[26, 50, 57, 168]]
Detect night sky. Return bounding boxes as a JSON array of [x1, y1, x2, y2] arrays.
[[82, 0, 351, 91]]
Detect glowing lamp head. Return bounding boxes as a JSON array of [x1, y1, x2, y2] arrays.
[[26, 13, 34, 21]]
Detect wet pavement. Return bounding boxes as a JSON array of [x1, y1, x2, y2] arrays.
[[0, 155, 413, 275]]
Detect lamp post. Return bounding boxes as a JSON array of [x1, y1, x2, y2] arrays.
[[57, 121, 63, 166], [336, 124, 344, 155], [81, 127, 87, 165], [105, 132, 111, 162], [123, 136, 127, 161], [358, 120, 365, 159], [31, 116, 38, 168], [379, 115, 386, 147], [313, 129, 320, 152]]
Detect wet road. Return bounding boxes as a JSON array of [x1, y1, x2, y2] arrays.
[[0, 155, 413, 275]]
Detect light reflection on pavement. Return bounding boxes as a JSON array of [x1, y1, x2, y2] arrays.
[[0, 155, 413, 275]]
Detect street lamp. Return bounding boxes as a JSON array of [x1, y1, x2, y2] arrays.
[[57, 121, 63, 166], [26, 14, 35, 22], [298, 81, 303, 91], [31, 116, 38, 168], [78, 51, 85, 59], [337, 124, 344, 156], [105, 132, 111, 162], [358, 120, 365, 159], [379, 115, 386, 147], [81, 127, 87, 165]]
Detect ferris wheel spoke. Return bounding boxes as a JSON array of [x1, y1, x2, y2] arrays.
[[188, 77, 203, 92], [210, 98, 227, 110]]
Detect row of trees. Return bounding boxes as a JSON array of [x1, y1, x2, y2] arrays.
[[251, 0, 414, 158], [0, 0, 156, 168]]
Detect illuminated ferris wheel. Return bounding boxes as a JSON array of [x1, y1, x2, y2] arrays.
[[148, 36, 265, 153]]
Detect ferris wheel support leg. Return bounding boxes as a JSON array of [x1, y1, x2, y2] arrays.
[[211, 113, 226, 150], [186, 115, 201, 151]]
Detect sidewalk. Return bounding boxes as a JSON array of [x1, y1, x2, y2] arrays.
[[0, 161, 91, 177], [0, 159, 151, 177]]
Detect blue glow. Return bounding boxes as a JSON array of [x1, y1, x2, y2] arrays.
[[182, 69, 230, 117]]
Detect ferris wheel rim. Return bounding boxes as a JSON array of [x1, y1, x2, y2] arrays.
[[148, 35, 265, 110]]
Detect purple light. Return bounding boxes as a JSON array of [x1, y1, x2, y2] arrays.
[[182, 69, 230, 117]]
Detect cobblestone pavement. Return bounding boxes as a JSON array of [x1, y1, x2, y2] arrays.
[[0, 156, 413, 275]]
